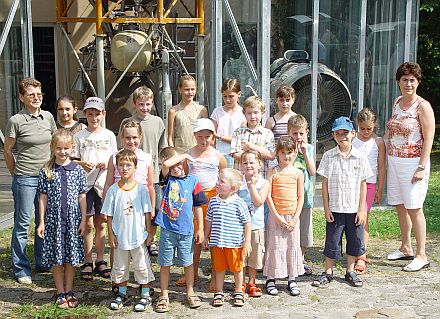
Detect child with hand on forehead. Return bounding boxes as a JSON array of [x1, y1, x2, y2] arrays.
[[204, 168, 252, 307], [155, 147, 208, 312], [314, 116, 373, 288], [102, 149, 155, 312]]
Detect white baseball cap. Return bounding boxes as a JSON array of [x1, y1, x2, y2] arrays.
[[193, 118, 215, 133], [83, 97, 105, 111]]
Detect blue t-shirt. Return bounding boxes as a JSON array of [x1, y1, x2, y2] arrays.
[[206, 194, 251, 248], [237, 176, 267, 230], [101, 182, 152, 250], [157, 174, 208, 236]]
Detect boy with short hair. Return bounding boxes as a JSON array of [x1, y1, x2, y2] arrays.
[[314, 116, 373, 288], [155, 147, 207, 313], [204, 168, 251, 307], [125, 86, 167, 255], [230, 96, 275, 178], [102, 149, 155, 311], [73, 97, 118, 281], [288, 114, 316, 275]]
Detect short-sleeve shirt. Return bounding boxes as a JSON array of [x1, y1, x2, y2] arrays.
[[157, 174, 208, 235], [293, 143, 315, 208], [5, 109, 57, 176], [230, 125, 275, 178], [317, 146, 373, 214], [72, 128, 118, 193], [101, 181, 152, 250], [237, 176, 267, 230], [129, 115, 167, 183], [206, 194, 251, 248], [210, 106, 246, 154]]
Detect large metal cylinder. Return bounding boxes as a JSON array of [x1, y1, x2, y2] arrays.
[[270, 60, 352, 141], [110, 30, 152, 72]]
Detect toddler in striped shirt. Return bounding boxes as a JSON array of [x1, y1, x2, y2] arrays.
[[203, 168, 251, 307]]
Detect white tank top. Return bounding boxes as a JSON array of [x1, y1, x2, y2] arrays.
[[352, 136, 379, 184], [187, 154, 220, 189]]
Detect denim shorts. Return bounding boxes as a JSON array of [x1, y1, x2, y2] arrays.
[[158, 228, 194, 267], [323, 212, 365, 259]]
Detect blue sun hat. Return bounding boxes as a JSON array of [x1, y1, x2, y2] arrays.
[[332, 116, 354, 131]]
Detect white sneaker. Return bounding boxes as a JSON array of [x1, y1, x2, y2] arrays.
[[17, 276, 32, 285]]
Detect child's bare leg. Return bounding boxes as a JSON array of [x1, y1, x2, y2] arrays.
[[209, 248, 216, 291], [84, 215, 94, 263], [94, 214, 107, 263], [160, 266, 171, 298], [52, 265, 65, 294], [233, 269, 244, 293], [215, 270, 225, 292], [346, 255, 356, 273], [184, 264, 195, 295], [192, 244, 201, 281], [324, 257, 335, 274], [247, 266, 257, 285], [64, 264, 75, 292]]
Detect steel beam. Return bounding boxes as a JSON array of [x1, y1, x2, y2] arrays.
[[20, 0, 35, 78], [0, 0, 19, 57], [211, 0, 222, 112]]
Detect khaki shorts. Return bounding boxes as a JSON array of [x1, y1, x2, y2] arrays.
[[245, 228, 265, 270], [111, 243, 155, 285]]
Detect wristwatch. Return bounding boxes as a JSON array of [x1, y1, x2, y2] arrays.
[[417, 164, 425, 170]]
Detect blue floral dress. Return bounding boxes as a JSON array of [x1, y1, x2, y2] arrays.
[[38, 162, 87, 267]]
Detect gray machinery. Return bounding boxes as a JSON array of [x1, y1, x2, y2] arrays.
[[270, 50, 352, 142]]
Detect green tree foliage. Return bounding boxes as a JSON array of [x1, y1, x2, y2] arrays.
[[418, 0, 440, 120]]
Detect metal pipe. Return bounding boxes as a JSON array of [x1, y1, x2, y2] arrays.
[[211, 0, 222, 112], [197, 35, 205, 106], [161, 49, 173, 121], [96, 0, 103, 35], [58, 24, 97, 96], [357, 0, 367, 113], [21, 0, 34, 78], [158, 0, 164, 22], [0, 0, 19, 57], [404, 0, 412, 61], [259, 0, 271, 121], [164, 0, 179, 18], [311, 0, 319, 191], [197, 0, 205, 35], [161, 26, 189, 75], [223, 0, 257, 82], [105, 28, 157, 101]]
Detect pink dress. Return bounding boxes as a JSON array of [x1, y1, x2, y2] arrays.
[[263, 167, 304, 279]]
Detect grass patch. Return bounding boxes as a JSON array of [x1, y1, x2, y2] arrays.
[[15, 303, 109, 319]]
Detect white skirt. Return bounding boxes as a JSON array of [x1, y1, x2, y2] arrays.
[[387, 156, 430, 209]]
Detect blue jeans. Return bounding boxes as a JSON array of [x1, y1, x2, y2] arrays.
[[11, 175, 44, 278]]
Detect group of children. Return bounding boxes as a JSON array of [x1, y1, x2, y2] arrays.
[[35, 75, 385, 312]]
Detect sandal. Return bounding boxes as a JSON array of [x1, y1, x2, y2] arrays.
[[110, 293, 128, 310], [94, 260, 111, 278], [247, 283, 262, 297], [212, 292, 224, 307], [155, 296, 170, 313], [233, 291, 245, 307], [402, 258, 430, 272], [148, 242, 159, 256], [80, 262, 93, 281], [354, 256, 369, 275], [134, 292, 152, 312], [287, 280, 301, 296], [345, 271, 363, 287], [65, 291, 79, 308], [303, 264, 313, 276], [56, 293, 69, 309], [265, 279, 278, 295], [312, 272, 333, 287], [187, 294, 202, 309], [242, 282, 247, 293]]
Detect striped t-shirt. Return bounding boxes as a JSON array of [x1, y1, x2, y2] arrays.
[[206, 194, 251, 248]]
